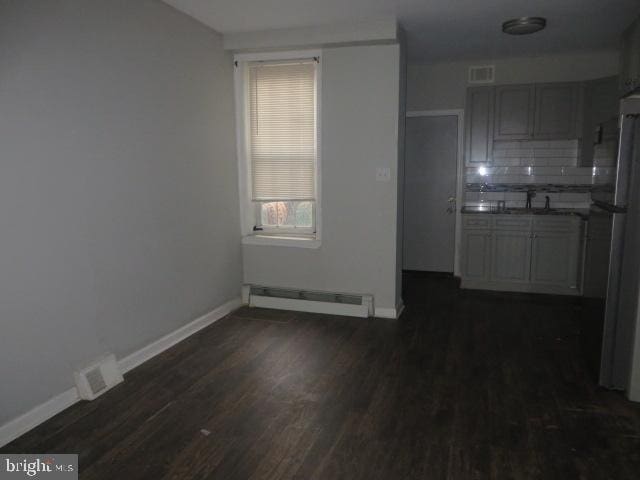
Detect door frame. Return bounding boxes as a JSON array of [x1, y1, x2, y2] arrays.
[[405, 109, 465, 276]]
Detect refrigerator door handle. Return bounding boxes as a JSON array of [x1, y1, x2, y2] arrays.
[[600, 212, 628, 387], [613, 113, 638, 208]]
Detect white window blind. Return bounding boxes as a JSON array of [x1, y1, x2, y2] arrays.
[[248, 60, 317, 202]]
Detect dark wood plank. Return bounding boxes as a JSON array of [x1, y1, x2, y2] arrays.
[[3, 274, 640, 479]]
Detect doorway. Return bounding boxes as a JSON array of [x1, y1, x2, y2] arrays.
[[403, 111, 463, 273]]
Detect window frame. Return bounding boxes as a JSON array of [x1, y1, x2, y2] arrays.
[[234, 50, 322, 247]]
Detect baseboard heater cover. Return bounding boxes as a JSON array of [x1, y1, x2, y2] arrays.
[[248, 286, 374, 318]]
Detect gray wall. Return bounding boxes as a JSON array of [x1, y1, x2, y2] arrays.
[[243, 44, 402, 311], [408, 50, 620, 111], [0, 0, 241, 425]]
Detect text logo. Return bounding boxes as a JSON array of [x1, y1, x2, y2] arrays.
[[1, 455, 77, 479]]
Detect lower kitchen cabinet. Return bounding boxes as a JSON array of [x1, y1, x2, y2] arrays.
[[461, 229, 492, 281], [491, 231, 531, 283], [582, 214, 613, 298], [530, 231, 580, 290], [461, 214, 584, 295]]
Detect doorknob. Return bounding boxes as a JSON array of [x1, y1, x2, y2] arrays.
[[446, 196, 456, 214]]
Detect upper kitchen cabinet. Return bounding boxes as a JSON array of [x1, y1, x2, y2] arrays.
[[493, 85, 535, 140], [464, 86, 494, 165], [579, 76, 619, 167], [620, 16, 640, 97], [533, 83, 581, 140], [465, 81, 587, 165], [588, 76, 619, 124]]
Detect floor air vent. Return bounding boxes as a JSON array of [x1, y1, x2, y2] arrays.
[[74, 354, 123, 400], [247, 286, 373, 318]]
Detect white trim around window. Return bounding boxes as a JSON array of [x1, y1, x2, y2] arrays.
[[234, 49, 322, 248]]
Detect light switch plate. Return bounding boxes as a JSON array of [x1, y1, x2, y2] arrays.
[[376, 167, 391, 182]]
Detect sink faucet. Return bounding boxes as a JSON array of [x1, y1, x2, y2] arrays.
[[526, 190, 536, 209], [544, 195, 551, 210]]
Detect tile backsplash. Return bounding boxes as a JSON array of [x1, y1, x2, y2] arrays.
[[593, 136, 618, 167], [464, 139, 615, 209], [465, 190, 591, 209], [465, 139, 614, 185]]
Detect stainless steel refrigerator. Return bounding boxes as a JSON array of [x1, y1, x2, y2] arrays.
[[590, 94, 640, 398]]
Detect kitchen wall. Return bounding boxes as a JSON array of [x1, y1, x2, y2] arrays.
[[243, 43, 402, 313], [222, 18, 398, 50], [407, 50, 620, 210], [0, 0, 240, 429], [407, 50, 620, 111]]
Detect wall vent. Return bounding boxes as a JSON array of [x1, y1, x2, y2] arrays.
[[74, 354, 123, 401], [468, 65, 495, 84], [246, 285, 374, 318]]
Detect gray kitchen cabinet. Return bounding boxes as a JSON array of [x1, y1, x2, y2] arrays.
[[529, 216, 583, 292], [465, 82, 585, 154], [588, 76, 619, 124], [493, 85, 535, 140], [582, 214, 613, 298], [579, 76, 619, 167], [533, 83, 581, 140], [621, 16, 640, 97], [530, 231, 580, 290], [464, 87, 494, 165], [461, 229, 492, 281], [460, 214, 583, 295], [491, 230, 531, 283]]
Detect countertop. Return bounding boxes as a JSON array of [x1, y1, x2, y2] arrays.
[[461, 206, 590, 219]]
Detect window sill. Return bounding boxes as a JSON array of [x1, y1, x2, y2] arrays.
[[241, 234, 321, 249]]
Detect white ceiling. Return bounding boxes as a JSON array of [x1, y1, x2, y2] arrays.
[[164, 0, 640, 63]]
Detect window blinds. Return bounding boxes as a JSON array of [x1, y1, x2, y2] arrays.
[[248, 60, 316, 202]]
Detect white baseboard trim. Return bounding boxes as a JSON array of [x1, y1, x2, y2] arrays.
[[0, 387, 79, 448], [375, 301, 404, 319], [0, 297, 241, 448], [119, 297, 241, 373]]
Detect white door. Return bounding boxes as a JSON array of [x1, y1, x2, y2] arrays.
[[403, 115, 458, 272]]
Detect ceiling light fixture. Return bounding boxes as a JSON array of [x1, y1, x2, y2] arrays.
[[502, 17, 547, 35]]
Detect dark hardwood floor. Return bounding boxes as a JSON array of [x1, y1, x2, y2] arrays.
[[4, 273, 640, 479]]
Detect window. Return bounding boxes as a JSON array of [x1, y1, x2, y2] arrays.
[[236, 52, 320, 243]]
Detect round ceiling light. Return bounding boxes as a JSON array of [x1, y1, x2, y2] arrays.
[[502, 17, 547, 35]]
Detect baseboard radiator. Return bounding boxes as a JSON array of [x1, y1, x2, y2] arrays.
[[245, 285, 374, 318]]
